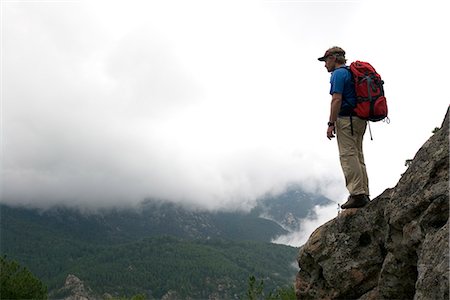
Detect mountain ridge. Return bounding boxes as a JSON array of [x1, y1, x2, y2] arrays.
[[1, 185, 331, 244]]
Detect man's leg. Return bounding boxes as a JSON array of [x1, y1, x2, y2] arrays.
[[353, 118, 369, 196], [336, 117, 368, 196]]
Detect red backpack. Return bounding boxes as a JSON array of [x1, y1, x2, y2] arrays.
[[348, 61, 388, 122]]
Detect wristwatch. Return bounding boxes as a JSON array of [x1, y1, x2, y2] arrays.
[[327, 122, 335, 127]]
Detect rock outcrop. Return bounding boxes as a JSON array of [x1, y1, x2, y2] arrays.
[[51, 274, 94, 300], [296, 109, 449, 300]]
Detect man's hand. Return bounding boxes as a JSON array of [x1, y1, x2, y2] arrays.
[[327, 125, 335, 140]]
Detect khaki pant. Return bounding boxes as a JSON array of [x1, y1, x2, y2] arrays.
[[336, 116, 369, 196]]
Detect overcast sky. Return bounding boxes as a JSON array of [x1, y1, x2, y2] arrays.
[[1, 0, 448, 212]]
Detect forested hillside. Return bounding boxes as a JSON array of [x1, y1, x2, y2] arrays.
[[0, 186, 325, 298], [45, 237, 297, 298]]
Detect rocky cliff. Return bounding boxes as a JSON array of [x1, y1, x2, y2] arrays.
[[296, 109, 449, 300], [50, 274, 94, 300]]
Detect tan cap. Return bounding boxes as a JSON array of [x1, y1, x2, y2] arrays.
[[318, 46, 346, 61]]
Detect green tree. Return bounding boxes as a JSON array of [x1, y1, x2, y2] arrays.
[[0, 256, 47, 299], [246, 275, 296, 300], [247, 275, 264, 300], [266, 285, 296, 300]]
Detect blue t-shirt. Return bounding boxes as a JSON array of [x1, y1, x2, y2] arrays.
[[329, 67, 356, 116]]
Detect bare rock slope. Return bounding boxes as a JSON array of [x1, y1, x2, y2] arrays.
[[296, 109, 449, 300]]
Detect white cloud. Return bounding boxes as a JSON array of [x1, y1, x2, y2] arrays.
[[272, 204, 339, 247], [1, 0, 448, 210]]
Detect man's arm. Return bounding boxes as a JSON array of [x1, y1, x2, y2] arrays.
[[327, 93, 342, 139]]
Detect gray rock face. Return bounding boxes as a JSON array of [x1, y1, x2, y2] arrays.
[[296, 109, 449, 300], [53, 274, 94, 300]]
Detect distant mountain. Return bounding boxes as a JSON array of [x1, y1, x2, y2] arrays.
[[1, 186, 330, 244], [252, 185, 332, 231], [0, 201, 287, 245], [0, 186, 330, 297]]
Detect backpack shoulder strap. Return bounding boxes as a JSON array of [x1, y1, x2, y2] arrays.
[[336, 65, 352, 77]]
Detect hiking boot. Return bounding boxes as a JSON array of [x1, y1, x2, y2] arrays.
[[340, 194, 369, 209]]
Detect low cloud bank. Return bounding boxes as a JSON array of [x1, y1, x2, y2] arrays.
[[272, 204, 339, 247], [2, 1, 349, 211]]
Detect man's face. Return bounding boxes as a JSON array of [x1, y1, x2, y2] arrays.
[[324, 55, 336, 73]]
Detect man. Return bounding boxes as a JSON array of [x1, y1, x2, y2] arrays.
[[318, 46, 369, 209]]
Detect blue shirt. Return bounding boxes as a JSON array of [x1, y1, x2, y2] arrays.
[[329, 66, 356, 116]]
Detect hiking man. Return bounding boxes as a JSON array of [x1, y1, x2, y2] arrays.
[[318, 46, 370, 209]]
